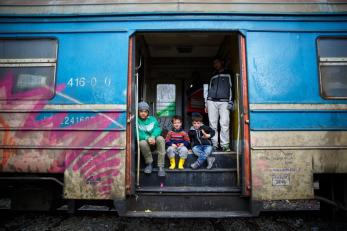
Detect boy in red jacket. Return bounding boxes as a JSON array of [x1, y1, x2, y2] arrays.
[[165, 115, 190, 170]]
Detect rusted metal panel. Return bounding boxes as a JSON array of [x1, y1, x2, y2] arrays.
[[64, 149, 126, 199], [0, 33, 128, 200], [0, 103, 127, 199], [251, 130, 347, 200], [0, 130, 126, 148], [251, 149, 347, 200], [250, 103, 347, 111], [0, 0, 346, 15], [0, 108, 126, 199], [0, 112, 125, 130], [251, 131, 347, 148], [1, 0, 345, 4], [251, 149, 313, 200], [0, 149, 65, 173], [312, 150, 347, 173]]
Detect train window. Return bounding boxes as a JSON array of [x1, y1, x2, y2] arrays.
[[0, 38, 57, 100], [156, 84, 176, 117], [318, 38, 347, 99]]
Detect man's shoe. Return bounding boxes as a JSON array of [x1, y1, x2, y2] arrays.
[[222, 145, 231, 152], [206, 156, 215, 169], [144, 164, 152, 174], [158, 167, 166, 177], [190, 161, 200, 170]]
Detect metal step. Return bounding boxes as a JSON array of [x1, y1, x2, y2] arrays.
[[125, 193, 250, 214], [139, 151, 237, 169], [136, 186, 241, 193], [213, 151, 237, 155], [124, 211, 253, 218], [139, 168, 237, 187]]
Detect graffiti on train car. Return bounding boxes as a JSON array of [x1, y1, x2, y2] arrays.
[[0, 71, 127, 199]]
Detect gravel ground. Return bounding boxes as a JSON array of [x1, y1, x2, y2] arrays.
[[0, 212, 347, 231]]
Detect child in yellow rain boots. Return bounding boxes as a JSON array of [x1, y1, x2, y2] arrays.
[[165, 115, 190, 170]]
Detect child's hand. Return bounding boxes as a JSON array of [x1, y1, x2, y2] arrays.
[[148, 137, 155, 145], [201, 129, 211, 139]]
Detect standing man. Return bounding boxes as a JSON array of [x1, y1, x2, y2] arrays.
[[205, 57, 233, 152]]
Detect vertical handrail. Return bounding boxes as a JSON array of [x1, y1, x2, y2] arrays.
[[235, 73, 241, 186], [126, 36, 134, 195], [240, 35, 251, 196], [135, 57, 142, 187]]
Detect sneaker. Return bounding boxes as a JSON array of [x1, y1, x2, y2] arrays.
[[212, 146, 219, 152], [158, 167, 166, 177], [144, 164, 152, 174], [222, 145, 231, 152], [206, 156, 215, 169], [190, 161, 200, 170]]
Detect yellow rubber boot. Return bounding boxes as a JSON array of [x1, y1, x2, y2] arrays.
[[169, 157, 176, 169], [178, 158, 185, 170]]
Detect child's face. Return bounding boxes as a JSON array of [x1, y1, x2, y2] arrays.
[[192, 121, 202, 130], [139, 110, 148, 120], [172, 119, 182, 130]]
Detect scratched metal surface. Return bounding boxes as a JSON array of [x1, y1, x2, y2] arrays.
[[0, 0, 347, 15], [0, 33, 128, 199]]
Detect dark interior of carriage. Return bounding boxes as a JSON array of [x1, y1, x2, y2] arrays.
[[134, 32, 242, 191]]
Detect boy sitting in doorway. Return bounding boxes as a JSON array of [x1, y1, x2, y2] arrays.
[[165, 115, 190, 170], [188, 113, 216, 169], [138, 101, 166, 177]]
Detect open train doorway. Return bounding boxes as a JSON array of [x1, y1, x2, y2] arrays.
[[132, 32, 246, 196]]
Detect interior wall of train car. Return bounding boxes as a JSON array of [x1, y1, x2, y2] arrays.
[[134, 32, 240, 150]]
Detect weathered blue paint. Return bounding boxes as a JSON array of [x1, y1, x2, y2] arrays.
[[1, 15, 347, 34], [250, 111, 347, 131], [35, 112, 127, 130], [0, 32, 128, 107], [246, 31, 347, 130], [55, 32, 128, 105], [247, 31, 347, 104], [0, 15, 346, 132]]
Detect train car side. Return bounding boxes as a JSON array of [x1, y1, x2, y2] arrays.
[[0, 3, 347, 215], [0, 33, 129, 205]]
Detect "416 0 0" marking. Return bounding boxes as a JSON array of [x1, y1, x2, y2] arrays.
[[67, 77, 111, 88]]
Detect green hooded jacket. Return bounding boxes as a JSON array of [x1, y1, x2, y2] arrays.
[[138, 116, 162, 141]]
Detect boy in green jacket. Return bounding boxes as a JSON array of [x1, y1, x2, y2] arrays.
[[138, 101, 166, 177]]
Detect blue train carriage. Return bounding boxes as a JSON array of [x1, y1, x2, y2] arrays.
[[0, 0, 347, 217]]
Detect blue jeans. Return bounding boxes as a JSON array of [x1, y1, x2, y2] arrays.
[[192, 145, 213, 166]]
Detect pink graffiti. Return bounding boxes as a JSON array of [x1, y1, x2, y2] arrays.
[[90, 168, 120, 181], [0, 70, 125, 198], [81, 157, 121, 177], [252, 159, 269, 189], [73, 149, 116, 172], [0, 71, 55, 101]]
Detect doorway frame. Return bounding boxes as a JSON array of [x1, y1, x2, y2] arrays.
[[126, 31, 251, 196]]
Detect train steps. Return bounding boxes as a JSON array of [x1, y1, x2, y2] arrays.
[[139, 151, 237, 169], [124, 192, 252, 217], [123, 151, 252, 217], [138, 151, 238, 188]]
